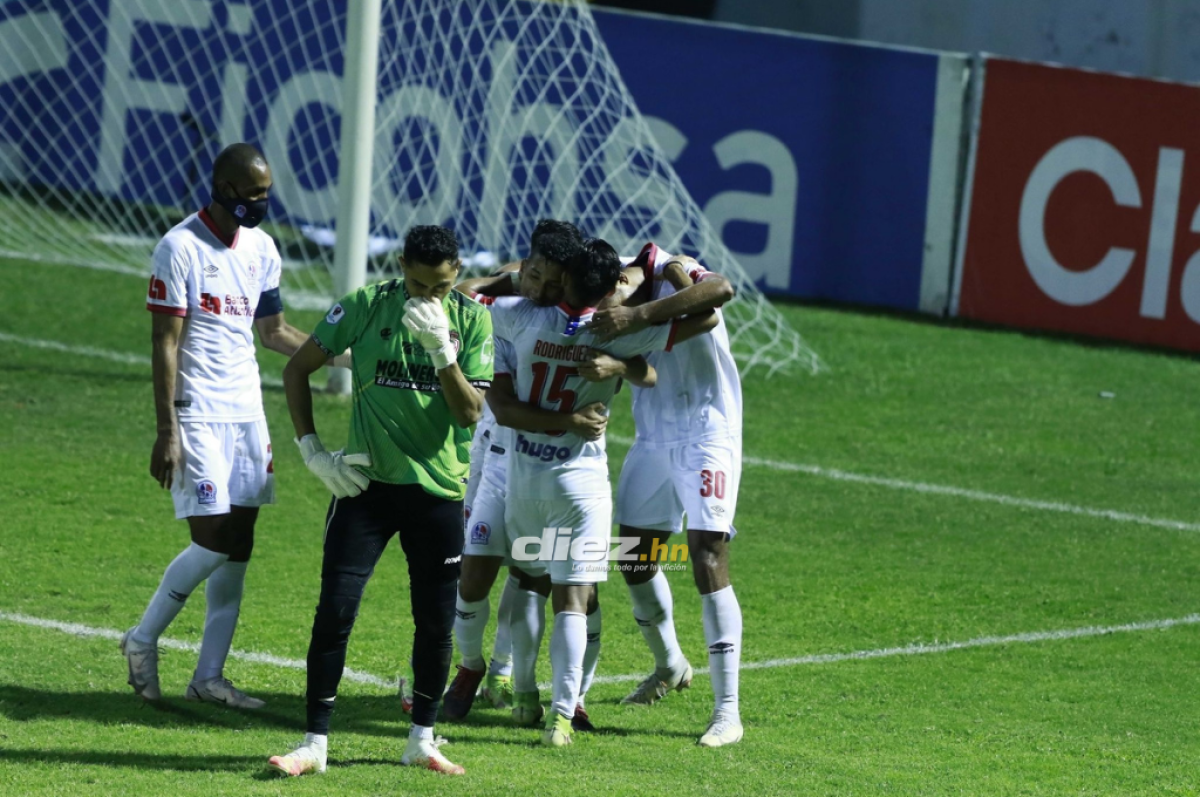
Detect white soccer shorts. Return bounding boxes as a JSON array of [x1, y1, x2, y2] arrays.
[[464, 433, 509, 558], [614, 436, 741, 534], [504, 495, 612, 585], [170, 419, 276, 519]]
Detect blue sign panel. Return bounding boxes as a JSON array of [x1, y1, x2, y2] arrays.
[[595, 10, 940, 309]]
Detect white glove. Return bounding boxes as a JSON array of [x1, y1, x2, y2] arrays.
[[402, 297, 456, 370], [295, 434, 371, 498]]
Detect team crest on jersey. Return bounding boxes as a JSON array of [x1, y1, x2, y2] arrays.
[[449, 329, 461, 354], [326, 303, 345, 325], [196, 480, 217, 505], [470, 521, 491, 544], [380, 327, 393, 340]]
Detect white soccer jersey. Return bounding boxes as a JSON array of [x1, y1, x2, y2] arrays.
[[146, 210, 283, 422], [489, 296, 679, 500], [627, 242, 743, 448]]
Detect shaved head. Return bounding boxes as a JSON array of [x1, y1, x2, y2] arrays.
[[212, 143, 268, 189]]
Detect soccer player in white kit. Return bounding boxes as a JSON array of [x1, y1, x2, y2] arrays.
[[590, 242, 745, 748], [487, 239, 718, 746], [122, 144, 325, 707], [443, 221, 652, 729]]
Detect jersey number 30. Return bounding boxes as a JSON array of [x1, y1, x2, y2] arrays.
[[699, 469, 726, 499]]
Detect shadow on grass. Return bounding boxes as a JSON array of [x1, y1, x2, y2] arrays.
[[0, 747, 268, 773], [0, 686, 401, 736]]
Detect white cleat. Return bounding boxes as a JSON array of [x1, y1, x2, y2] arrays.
[[267, 735, 327, 777], [620, 661, 693, 705], [698, 713, 744, 748], [186, 676, 266, 709], [400, 735, 465, 775], [120, 627, 161, 701]]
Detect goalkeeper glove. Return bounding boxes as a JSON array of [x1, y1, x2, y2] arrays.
[[402, 297, 457, 370], [295, 434, 371, 498]]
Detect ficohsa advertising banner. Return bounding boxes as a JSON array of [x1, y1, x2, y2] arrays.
[[958, 57, 1200, 351]]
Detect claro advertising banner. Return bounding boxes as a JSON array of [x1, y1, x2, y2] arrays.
[[957, 57, 1200, 350]]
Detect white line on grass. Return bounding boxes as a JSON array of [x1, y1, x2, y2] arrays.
[[1, 332, 283, 387], [0, 611, 392, 688], [7, 332, 1200, 532], [607, 433, 1200, 534], [3, 610, 1198, 690]]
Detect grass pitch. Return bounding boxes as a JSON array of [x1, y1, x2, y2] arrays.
[[2, 257, 1199, 795]]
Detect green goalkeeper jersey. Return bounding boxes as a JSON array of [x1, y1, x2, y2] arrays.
[[311, 280, 494, 501]]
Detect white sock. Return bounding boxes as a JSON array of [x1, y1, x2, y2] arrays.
[[489, 576, 519, 676], [627, 571, 684, 673], [409, 723, 434, 741], [701, 585, 742, 718], [549, 611, 586, 720], [302, 732, 328, 752], [509, 588, 547, 693], [579, 605, 602, 705], [194, 560, 248, 682], [454, 593, 489, 671], [134, 543, 229, 644]]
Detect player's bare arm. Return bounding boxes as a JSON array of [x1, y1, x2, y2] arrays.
[[590, 256, 734, 340], [486, 373, 608, 440], [255, 312, 351, 367], [579, 352, 657, 388], [149, 312, 184, 489], [438, 361, 487, 427], [281, 337, 328, 439], [672, 309, 720, 344]]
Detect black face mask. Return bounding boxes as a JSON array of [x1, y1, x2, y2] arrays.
[[211, 188, 269, 228]]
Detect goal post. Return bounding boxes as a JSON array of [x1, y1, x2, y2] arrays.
[[0, 0, 822, 376]]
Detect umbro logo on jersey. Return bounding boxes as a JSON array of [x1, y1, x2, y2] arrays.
[[380, 327, 393, 340], [203, 264, 219, 276]]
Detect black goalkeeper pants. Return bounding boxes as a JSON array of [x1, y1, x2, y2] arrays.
[[305, 481, 463, 733]]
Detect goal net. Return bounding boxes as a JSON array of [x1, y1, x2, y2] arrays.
[[0, 0, 821, 374]]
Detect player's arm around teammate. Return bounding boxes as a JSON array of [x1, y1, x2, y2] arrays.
[[268, 225, 492, 779], [598, 248, 746, 747]]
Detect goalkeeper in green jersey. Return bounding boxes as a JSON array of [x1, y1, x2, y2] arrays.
[[268, 225, 492, 778]]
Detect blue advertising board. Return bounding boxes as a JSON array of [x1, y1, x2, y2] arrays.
[[594, 9, 943, 308], [0, 1, 945, 310]]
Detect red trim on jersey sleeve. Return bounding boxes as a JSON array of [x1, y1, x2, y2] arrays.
[[469, 291, 496, 306], [198, 207, 239, 249], [147, 302, 187, 317], [665, 319, 681, 352], [635, 241, 659, 286]]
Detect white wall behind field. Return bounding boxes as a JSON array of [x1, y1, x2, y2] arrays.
[[713, 0, 1200, 83]]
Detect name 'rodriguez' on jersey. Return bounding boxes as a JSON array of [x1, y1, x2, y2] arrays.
[[488, 295, 680, 501]]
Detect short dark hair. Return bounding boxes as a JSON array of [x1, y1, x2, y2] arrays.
[[529, 219, 584, 267], [565, 237, 621, 307], [403, 225, 459, 266]]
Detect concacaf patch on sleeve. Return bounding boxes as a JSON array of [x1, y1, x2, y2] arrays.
[[326, 303, 345, 324]]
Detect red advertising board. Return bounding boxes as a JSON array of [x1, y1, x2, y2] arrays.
[[958, 57, 1200, 350]]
